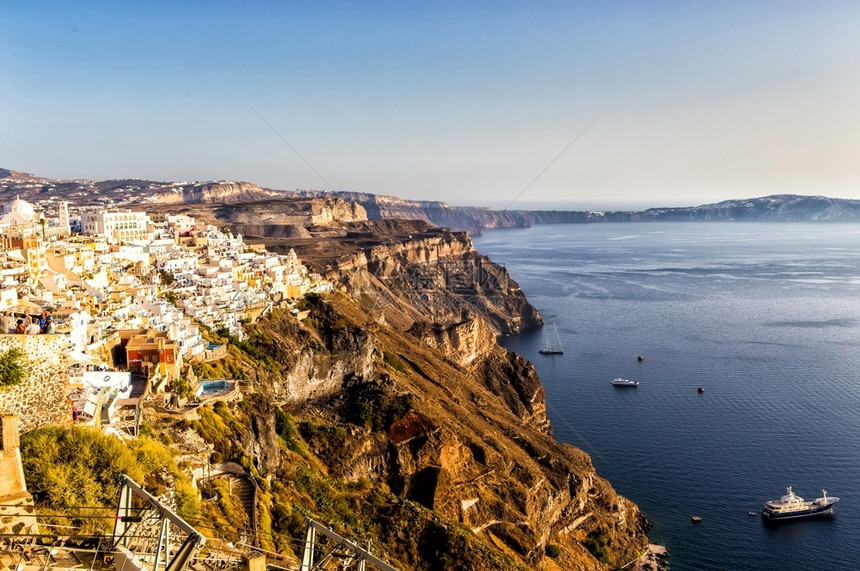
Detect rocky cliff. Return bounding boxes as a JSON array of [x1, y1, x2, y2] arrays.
[[148, 197, 367, 227], [227, 293, 648, 570], [0, 169, 658, 567], [260, 219, 541, 335], [297, 191, 534, 235], [166, 207, 647, 568], [129, 211, 651, 568], [296, 190, 860, 233], [144, 181, 286, 205]]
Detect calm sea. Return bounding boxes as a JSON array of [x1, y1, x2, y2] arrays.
[[473, 222, 860, 571]]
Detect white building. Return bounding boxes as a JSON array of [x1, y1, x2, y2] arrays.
[[80, 211, 150, 244], [166, 214, 196, 236]]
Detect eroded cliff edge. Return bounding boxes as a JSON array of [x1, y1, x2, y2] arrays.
[[224, 296, 648, 570], [180, 218, 652, 569]]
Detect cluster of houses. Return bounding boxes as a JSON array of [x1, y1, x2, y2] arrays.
[[1, 196, 331, 432]]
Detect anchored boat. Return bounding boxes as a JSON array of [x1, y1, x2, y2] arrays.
[[611, 378, 639, 387], [762, 487, 839, 521], [539, 322, 564, 355]]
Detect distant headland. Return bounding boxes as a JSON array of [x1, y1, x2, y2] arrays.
[[4, 167, 860, 235]]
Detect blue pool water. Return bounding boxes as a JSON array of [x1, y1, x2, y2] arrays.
[[199, 379, 229, 397]]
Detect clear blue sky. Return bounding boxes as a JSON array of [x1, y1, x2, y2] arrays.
[[3, 1, 858, 209]]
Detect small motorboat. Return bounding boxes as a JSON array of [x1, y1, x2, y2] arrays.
[[697, 387, 705, 393], [691, 516, 702, 523], [611, 378, 639, 387]]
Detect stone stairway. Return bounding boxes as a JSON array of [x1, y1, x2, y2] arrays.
[[232, 475, 258, 546]]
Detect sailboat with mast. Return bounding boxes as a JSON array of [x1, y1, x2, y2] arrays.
[[539, 322, 564, 355]]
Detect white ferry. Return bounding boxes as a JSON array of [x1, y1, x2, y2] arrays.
[[762, 487, 839, 521]]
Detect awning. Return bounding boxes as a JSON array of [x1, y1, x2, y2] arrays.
[[9, 300, 41, 313]]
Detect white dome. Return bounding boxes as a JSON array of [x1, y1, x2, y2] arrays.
[[7, 197, 35, 217], [1, 196, 37, 225]]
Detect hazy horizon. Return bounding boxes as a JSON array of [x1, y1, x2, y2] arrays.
[[3, 2, 858, 208], [4, 163, 856, 213]]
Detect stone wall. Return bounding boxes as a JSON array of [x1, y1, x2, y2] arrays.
[[0, 415, 38, 537], [88, 332, 122, 367], [0, 334, 72, 433], [198, 344, 227, 363], [0, 415, 26, 498]]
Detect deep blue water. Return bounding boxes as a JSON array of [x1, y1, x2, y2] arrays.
[[473, 222, 860, 571]]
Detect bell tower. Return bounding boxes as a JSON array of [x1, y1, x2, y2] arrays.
[[58, 201, 71, 235]]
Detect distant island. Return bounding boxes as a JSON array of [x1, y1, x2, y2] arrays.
[[300, 191, 860, 234], [3, 167, 860, 235]]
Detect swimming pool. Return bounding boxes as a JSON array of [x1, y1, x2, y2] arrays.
[[197, 379, 230, 397]]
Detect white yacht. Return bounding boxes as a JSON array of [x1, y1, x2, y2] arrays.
[[762, 487, 839, 521]]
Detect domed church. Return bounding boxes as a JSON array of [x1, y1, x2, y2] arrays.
[[0, 196, 70, 240], [0, 196, 37, 225]]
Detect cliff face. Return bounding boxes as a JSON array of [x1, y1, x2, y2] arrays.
[[208, 211, 646, 568], [186, 209, 648, 568], [637, 194, 860, 222], [148, 197, 367, 227], [298, 191, 533, 235], [276, 220, 542, 335], [0, 169, 656, 567], [294, 190, 860, 233], [236, 293, 648, 570], [246, 301, 378, 403], [147, 181, 286, 205], [411, 318, 551, 433]]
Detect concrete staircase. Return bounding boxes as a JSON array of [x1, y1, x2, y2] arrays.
[[232, 475, 258, 546]]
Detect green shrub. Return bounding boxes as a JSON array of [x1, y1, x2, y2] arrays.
[[199, 477, 246, 542], [299, 422, 349, 454], [174, 478, 200, 520], [20, 427, 198, 532], [173, 377, 191, 398], [296, 292, 320, 311], [293, 466, 357, 528], [274, 408, 306, 455], [382, 350, 406, 372], [0, 347, 26, 388], [583, 533, 609, 564], [194, 403, 244, 460], [346, 401, 374, 426], [544, 544, 561, 558]]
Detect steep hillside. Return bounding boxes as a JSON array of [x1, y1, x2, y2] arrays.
[[152, 293, 650, 570], [127, 215, 649, 568], [254, 219, 542, 335], [143, 214, 647, 568]]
